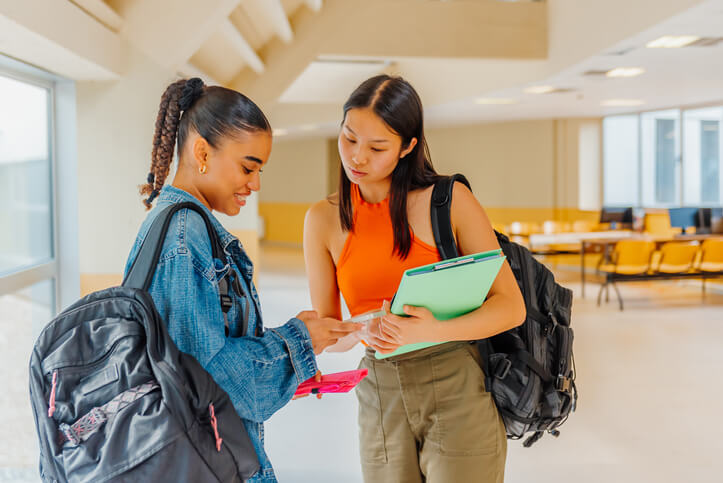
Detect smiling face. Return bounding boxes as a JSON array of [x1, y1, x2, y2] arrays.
[[338, 107, 416, 186], [188, 129, 272, 216]]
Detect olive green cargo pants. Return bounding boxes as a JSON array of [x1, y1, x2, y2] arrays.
[[356, 341, 507, 483]]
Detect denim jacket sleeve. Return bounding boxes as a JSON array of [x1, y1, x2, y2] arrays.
[[144, 211, 318, 423]]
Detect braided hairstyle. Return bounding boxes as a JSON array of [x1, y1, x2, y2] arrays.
[[139, 77, 271, 209]]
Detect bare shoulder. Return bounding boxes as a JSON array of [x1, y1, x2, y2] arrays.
[[452, 182, 479, 206], [305, 195, 340, 233]]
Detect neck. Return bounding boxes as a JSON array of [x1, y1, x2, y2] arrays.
[[357, 178, 392, 204], [171, 170, 213, 211]]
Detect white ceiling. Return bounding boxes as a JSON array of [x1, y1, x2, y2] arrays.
[[4, 0, 722, 139], [272, 0, 723, 138]]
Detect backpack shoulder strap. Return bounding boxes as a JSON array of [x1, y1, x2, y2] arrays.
[[123, 202, 234, 334], [431, 174, 471, 260]]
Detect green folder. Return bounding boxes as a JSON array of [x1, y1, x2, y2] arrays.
[[375, 248, 506, 359]]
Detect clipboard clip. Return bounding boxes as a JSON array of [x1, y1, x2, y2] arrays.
[[433, 257, 475, 271]]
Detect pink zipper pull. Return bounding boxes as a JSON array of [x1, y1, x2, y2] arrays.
[[47, 370, 58, 418], [208, 403, 222, 452]]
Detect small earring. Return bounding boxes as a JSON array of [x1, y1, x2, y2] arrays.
[[199, 164, 207, 174]]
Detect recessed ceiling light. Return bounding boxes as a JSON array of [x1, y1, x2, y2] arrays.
[[273, 128, 288, 136], [601, 99, 645, 107], [475, 98, 518, 105], [606, 67, 645, 78], [524, 85, 556, 94], [646, 35, 700, 48], [299, 124, 317, 131]]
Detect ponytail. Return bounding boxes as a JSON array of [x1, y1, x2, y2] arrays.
[[139, 77, 269, 209]]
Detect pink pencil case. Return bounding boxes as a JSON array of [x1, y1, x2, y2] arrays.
[[294, 369, 368, 396]]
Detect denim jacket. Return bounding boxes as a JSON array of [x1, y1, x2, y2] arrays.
[[124, 185, 317, 482]]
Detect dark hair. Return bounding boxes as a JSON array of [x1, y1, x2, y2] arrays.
[[339, 74, 441, 258], [140, 78, 271, 209]]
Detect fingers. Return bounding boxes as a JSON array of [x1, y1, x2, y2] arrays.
[[379, 322, 402, 343], [367, 334, 400, 353], [296, 310, 319, 322], [403, 305, 429, 317], [328, 321, 364, 334]]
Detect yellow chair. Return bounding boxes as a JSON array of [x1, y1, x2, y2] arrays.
[[507, 222, 539, 247], [643, 212, 678, 237], [698, 238, 723, 272], [542, 220, 570, 234], [651, 242, 699, 274], [597, 240, 656, 310], [571, 220, 595, 233], [698, 238, 723, 296]]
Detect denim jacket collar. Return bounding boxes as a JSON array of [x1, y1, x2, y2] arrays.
[[156, 185, 238, 250]]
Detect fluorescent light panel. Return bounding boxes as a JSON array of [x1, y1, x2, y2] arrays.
[[524, 85, 555, 94], [601, 99, 645, 107], [606, 67, 645, 78], [646, 35, 700, 48]]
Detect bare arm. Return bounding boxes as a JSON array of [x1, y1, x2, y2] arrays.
[[303, 200, 343, 320]]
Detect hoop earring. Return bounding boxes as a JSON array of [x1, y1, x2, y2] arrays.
[[199, 164, 207, 174]]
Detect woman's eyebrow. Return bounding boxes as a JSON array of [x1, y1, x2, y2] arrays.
[[344, 125, 390, 143], [244, 156, 264, 164]]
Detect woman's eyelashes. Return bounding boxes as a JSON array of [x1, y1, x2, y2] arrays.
[[345, 137, 385, 153], [242, 166, 263, 175]]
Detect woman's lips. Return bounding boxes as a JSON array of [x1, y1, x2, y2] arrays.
[[234, 193, 249, 206], [349, 168, 367, 178]]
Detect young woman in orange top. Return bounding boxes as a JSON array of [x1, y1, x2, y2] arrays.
[[303, 75, 525, 482]]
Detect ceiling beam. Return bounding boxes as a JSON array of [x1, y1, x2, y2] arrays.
[[116, 0, 242, 69], [256, 0, 293, 44], [0, 0, 125, 80], [232, 0, 546, 106], [304, 0, 323, 12], [221, 19, 265, 74], [69, 0, 123, 32]]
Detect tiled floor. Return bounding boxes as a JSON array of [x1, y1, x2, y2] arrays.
[[2, 244, 722, 482]]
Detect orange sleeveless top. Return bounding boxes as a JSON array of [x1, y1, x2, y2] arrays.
[[336, 184, 440, 316]]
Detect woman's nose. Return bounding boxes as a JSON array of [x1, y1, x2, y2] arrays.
[[248, 172, 261, 191]]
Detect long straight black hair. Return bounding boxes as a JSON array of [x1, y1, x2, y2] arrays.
[[339, 75, 442, 259]]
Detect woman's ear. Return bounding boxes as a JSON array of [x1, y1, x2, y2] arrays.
[[192, 136, 210, 170], [400, 137, 418, 159]]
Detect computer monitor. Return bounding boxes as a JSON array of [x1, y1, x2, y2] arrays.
[[697, 207, 723, 234], [599, 207, 633, 226], [668, 207, 699, 234]]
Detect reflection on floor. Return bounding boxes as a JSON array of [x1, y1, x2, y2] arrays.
[[258, 244, 723, 483], [1, 243, 721, 482]]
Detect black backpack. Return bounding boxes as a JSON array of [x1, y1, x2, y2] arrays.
[[431, 175, 578, 447], [29, 202, 260, 482]]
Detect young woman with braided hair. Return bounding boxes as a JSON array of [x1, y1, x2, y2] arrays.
[[124, 78, 362, 482]]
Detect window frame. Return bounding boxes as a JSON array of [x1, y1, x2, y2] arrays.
[[0, 55, 62, 315], [603, 101, 723, 209]]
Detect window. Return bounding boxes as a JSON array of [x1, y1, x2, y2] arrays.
[[683, 107, 722, 205], [603, 115, 640, 206], [0, 75, 53, 273], [641, 109, 681, 206]]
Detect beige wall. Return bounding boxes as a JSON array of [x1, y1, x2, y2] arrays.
[[258, 136, 329, 243], [76, 47, 259, 291], [427, 120, 556, 208]]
